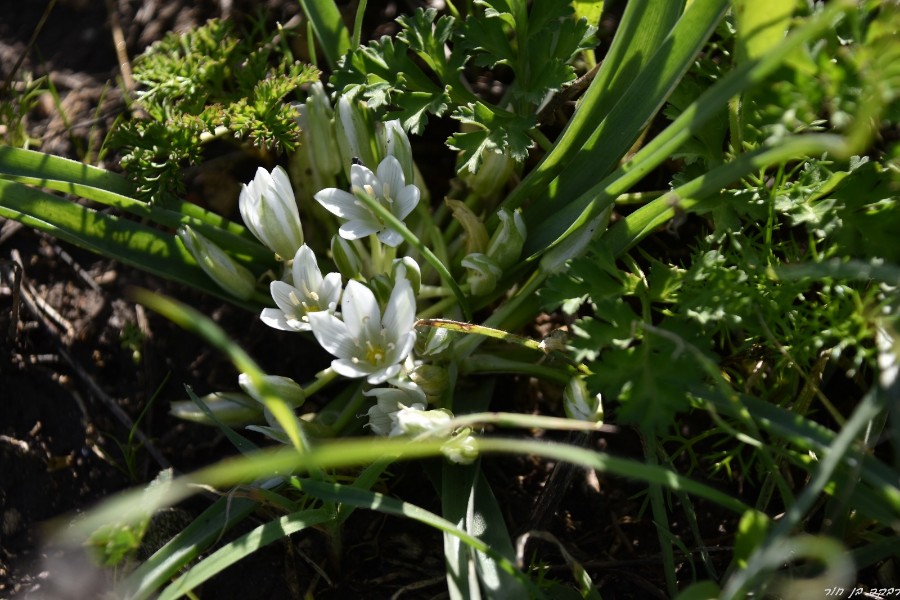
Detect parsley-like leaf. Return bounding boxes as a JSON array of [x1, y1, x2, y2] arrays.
[[447, 102, 534, 172]]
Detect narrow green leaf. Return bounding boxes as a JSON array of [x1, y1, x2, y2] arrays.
[[120, 496, 261, 600], [158, 509, 331, 600], [297, 0, 352, 70], [522, 0, 730, 231], [0, 179, 258, 307], [504, 0, 687, 209]]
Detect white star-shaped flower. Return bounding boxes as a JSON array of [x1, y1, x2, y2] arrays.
[[261, 244, 342, 332], [314, 156, 420, 247], [307, 277, 416, 384]]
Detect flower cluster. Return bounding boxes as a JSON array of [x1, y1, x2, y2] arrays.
[[174, 88, 555, 465]]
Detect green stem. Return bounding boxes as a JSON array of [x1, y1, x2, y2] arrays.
[[353, 188, 472, 320], [459, 354, 572, 384], [352, 0, 367, 49]]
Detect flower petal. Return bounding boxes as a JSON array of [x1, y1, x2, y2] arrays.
[[376, 228, 404, 247], [383, 276, 416, 337], [331, 358, 372, 379], [315, 189, 371, 221], [340, 219, 381, 240], [308, 312, 356, 358], [350, 163, 378, 190], [367, 363, 401, 385], [341, 280, 381, 342], [320, 272, 343, 312], [260, 308, 299, 331], [270, 281, 299, 315], [292, 245, 323, 297], [393, 185, 420, 221], [376, 156, 405, 201]]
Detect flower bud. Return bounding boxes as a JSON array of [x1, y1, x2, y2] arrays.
[[392, 256, 421, 295], [394, 405, 453, 437], [446, 199, 489, 255], [335, 94, 378, 178], [177, 226, 257, 300], [238, 373, 307, 408], [380, 119, 415, 185], [462, 253, 502, 296], [365, 382, 426, 436], [416, 325, 455, 357], [368, 274, 395, 307], [239, 166, 304, 260], [486, 208, 526, 269], [304, 82, 342, 178], [169, 392, 263, 426], [441, 429, 479, 465], [462, 148, 516, 199], [331, 235, 364, 279], [408, 363, 449, 401], [563, 377, 603, 423]]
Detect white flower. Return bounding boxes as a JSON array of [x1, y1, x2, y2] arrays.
[[261, 244, 342, 332], [365, 380, 426, 436], [314, 156, 420, 247], [239, 166, 305, 260], [308, 277, 416, 384]]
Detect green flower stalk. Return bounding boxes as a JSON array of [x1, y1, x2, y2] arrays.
[[169, 391, 263, 426], [176, 225, 257, 300]]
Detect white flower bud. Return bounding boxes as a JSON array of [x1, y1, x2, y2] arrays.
[[462, 253, 502, 296], [169, 392, 263, 426], [394, 405, 453, 437], [380, 119, 415, 185], [304, 82, 342, 178], [416, 326, 455, 357], [335, 94, 378, 177], [441, 428, 479, 465], [563, 377, 603, 423], [486, 208, 526, 269], [177, 226, 257, 300], [392, 256, 422, 295], [238, 373, 307, 408], [239, 166, 304, 260]]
